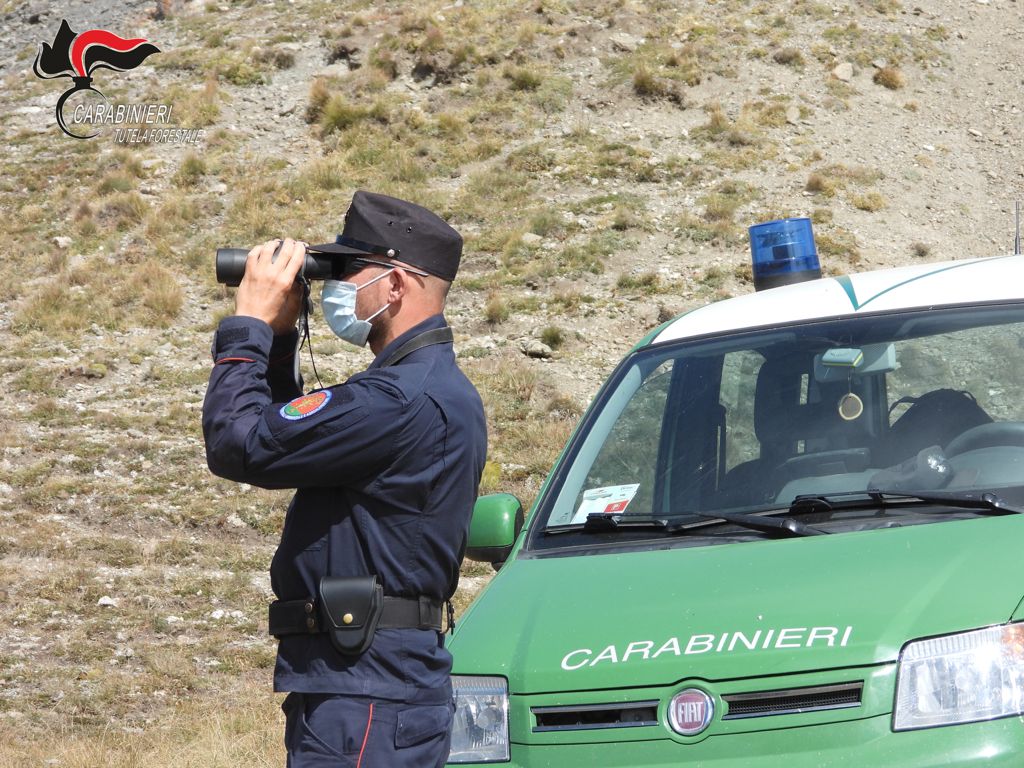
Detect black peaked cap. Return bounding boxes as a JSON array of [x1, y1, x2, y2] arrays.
[[309, 190, 463, 281]]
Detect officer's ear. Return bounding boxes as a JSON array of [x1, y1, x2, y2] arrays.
[[388, 267, 427, 304], [386, 267, 408, 303]]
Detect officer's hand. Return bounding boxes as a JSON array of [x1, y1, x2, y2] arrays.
[[235, 238, 307, 335]]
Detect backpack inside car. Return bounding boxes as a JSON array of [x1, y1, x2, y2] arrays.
[[881, 388, 992, 466]]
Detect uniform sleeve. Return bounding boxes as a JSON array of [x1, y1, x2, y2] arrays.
[[202, 316, 398, 490], [267, 328, 303, 402]]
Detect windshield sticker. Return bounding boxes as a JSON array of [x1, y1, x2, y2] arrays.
[[560, 626, 853, 671], [570, 484, 641, 524]]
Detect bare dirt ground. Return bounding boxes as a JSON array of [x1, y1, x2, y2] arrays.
[[0, 0, 1022, 763]]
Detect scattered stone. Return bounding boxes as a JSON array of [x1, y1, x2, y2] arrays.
[[225, 513, 247, 528], [832, 62, 854, 82], [967, 128, 983, 137], [520, 232, 543, 246], [521, 339, 553, 359], [610, 33, 640, 53], [871, 59, 887, 69], [52, 236, 72, 249], [67, 363, 107, 379], [211, 182, 228, 194], [97, 596, 118, 608], [785, 106, 801, 126]]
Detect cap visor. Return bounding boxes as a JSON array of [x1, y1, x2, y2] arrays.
[[307, 242, 372, 256]]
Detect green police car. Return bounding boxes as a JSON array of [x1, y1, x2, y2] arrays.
[[446, 229, 1024, 766]]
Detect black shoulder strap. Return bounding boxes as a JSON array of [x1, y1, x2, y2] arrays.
[[380, 327, 453, 368]]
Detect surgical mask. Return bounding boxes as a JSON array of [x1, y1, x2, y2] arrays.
[[320, 269, 394, 347]]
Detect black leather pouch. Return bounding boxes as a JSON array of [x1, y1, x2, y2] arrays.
[[318, 575, 384, 656]]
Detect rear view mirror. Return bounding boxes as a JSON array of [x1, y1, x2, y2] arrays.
[[466, 493, 524, 569], [814, 342, 896, 383]]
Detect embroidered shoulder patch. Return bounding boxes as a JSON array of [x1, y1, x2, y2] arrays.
[[280, 390, 332, 421]]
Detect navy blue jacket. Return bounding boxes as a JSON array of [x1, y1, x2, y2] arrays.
[[202, 314, 487, 702]]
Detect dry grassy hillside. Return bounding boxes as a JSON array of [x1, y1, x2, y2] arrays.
[[0, 0, 1021, 763]]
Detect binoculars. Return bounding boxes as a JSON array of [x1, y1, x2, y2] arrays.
[[215, 245, 346, 287]]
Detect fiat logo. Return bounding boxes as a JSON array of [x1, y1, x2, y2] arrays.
[[669, 688, 714, 736]]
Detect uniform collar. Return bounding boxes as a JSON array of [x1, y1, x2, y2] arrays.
[[368, 314, 449, 370]]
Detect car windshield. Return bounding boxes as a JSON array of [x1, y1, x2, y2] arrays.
[[538, 303, 1024, 537]]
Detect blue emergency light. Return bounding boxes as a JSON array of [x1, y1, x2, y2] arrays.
[[748, 218, 821, 291]]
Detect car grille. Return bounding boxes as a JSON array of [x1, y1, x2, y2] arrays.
[[722, 681, 863, 719], [532, 701, 659, 732], [529, 681, 863, 733]]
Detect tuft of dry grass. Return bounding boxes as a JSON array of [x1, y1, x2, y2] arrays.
[[305, 77, 331, 124], [852, 191, 886, 212], [174, 78, 221, 128], [806, 163, 882, 197], [873, 65, 905, 89], [540, 326, 565, 349], [503, 64, 542, 91], [174, 152, 207, 188], [137, 261, 185, 326], [632, 65, 684, 104], [484, 292, 508, 324], [253, 46, 295, 70], [772, 47, 804, 67], [317, 94, 371, 136], [616, 271, 660, 292]]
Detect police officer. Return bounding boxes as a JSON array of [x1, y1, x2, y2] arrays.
[[202, 191, 487, 767]]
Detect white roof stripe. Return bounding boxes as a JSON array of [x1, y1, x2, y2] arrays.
[[653, 255, 1022, 345]]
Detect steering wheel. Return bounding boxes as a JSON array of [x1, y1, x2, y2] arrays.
[[944, 422, 1024, 456]]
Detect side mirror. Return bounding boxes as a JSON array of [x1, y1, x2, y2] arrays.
[[466, 493, 524, 569]]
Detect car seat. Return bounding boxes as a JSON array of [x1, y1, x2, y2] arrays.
[[721, 355, 874, 505]]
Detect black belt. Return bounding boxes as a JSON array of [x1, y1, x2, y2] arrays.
[[269, 596, 443, 636]]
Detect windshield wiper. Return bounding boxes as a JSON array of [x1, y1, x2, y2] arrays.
[[869, 489, 1024, 515], [789, 489, 1024, 516], [580, 514, 668, 532], [575, 510, 824, 538], [676, 510, 826, 537]]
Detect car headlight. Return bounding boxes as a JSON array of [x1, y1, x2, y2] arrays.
[[448, 675, 510, 764], [894, 623, 1024, 731]]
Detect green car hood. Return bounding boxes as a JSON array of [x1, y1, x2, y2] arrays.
[[450, 516, 1024, 694]]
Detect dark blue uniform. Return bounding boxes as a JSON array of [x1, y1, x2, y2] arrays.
[[202, 313, 487, 766]]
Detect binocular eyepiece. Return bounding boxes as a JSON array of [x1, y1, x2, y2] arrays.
[[215, 245, 345, 287]]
